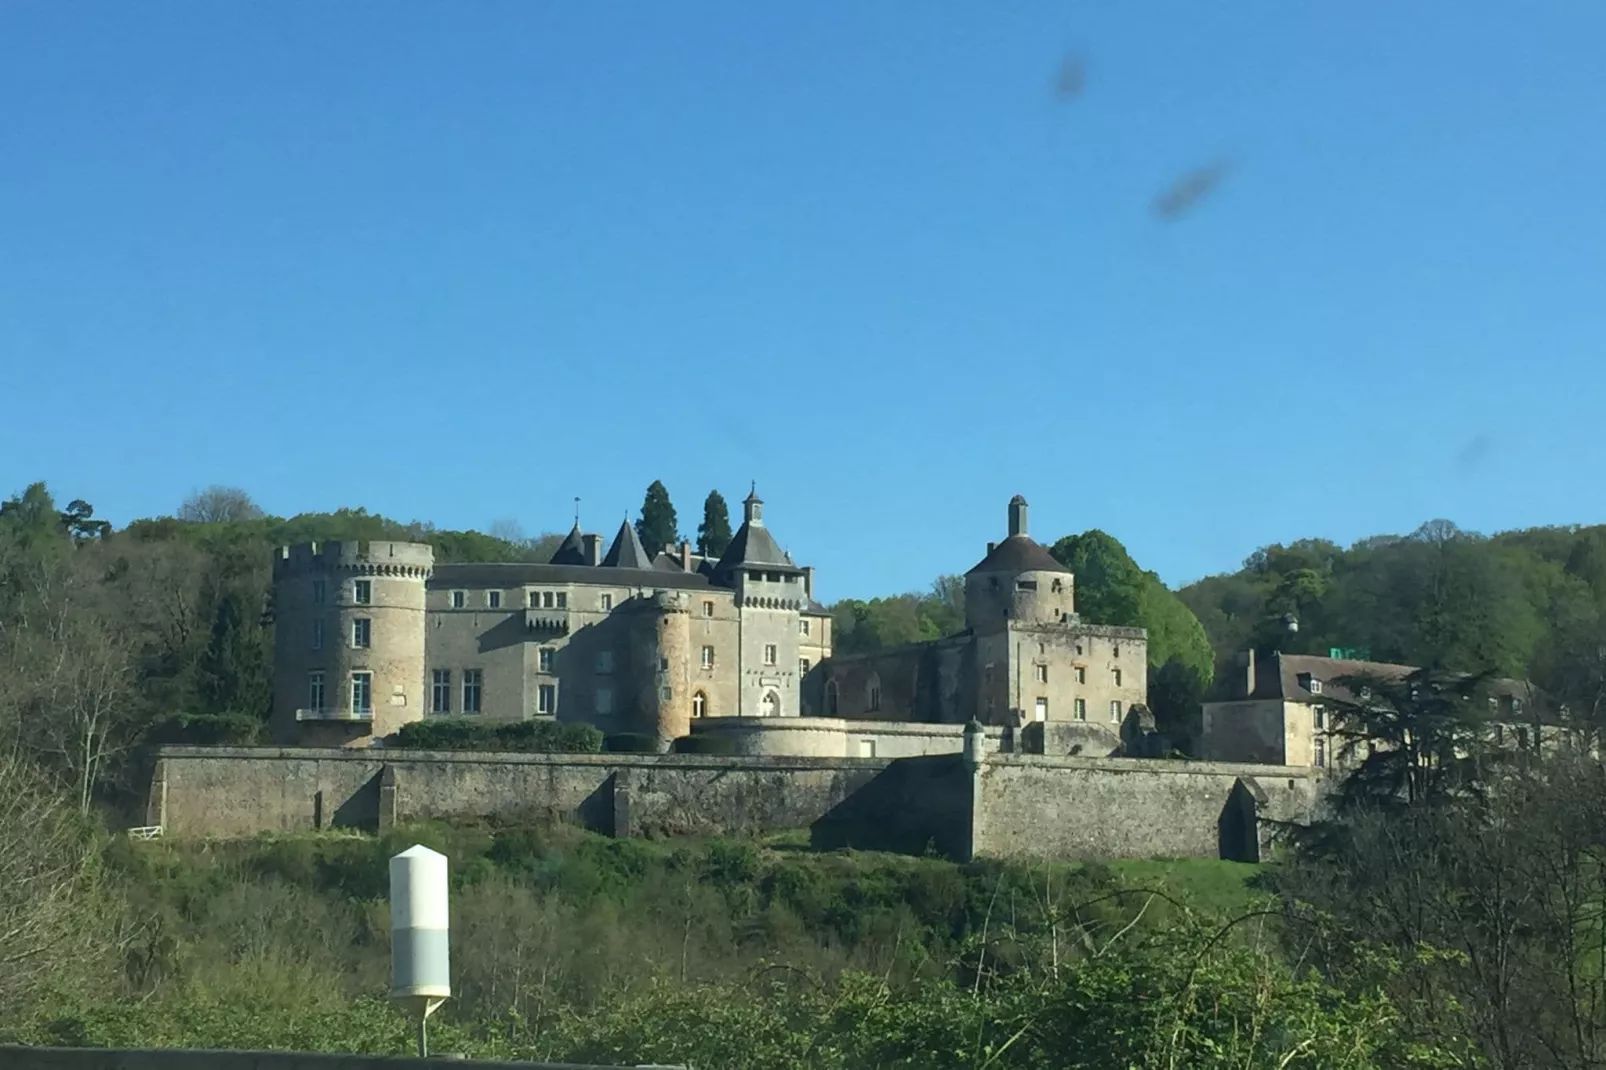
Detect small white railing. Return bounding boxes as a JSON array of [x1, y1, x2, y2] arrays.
[[126, 826, 163, 840], [295, 707, 375, 722]]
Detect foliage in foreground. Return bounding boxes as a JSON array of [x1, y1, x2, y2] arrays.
[[10, 922, 1468, 1070]]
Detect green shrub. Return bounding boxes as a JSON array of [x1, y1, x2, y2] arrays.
[[604, 732, 660, 754], [392, 718, 602, 754], [672, 734, 738, 755]]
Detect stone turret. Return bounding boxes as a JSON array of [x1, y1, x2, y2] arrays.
[[963, 496, 1075, 631], [634, 590, 692, 750], [270, 540, 433, 746]]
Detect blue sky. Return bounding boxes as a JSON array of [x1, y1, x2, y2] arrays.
[[3, 4, 1604, 600]]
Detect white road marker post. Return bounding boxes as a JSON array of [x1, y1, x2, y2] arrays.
[[390, 844, 450, 1057]]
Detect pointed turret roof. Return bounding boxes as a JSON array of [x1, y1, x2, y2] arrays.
[[601, 519, 654, 570], [712, 484, 797, 576], [548, 523, 588, 566]]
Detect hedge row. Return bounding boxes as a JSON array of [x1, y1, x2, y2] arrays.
[[392, 718, 604, 754]]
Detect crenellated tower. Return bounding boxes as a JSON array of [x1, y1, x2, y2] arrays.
[[271, 540, 433, 746]]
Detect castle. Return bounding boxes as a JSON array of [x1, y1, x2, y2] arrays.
[[272, 488, 833, 747], [270, 493, 1155, 756]]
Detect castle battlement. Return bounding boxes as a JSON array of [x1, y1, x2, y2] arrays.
[[273, 540, 435, 579]]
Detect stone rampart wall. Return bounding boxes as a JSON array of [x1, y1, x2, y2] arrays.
[[143, 746, 1326, 862]]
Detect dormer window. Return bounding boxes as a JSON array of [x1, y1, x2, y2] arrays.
[[1296, 672, 1321, 695]]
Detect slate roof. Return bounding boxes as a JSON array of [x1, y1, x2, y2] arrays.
[[548, 524, 588, 566], [1260, 653, 1551, 717], [713, 520, 798, 574], [430, 561, 715, 591], [966, 535, 1070, 576], [601, 520, 655, 570]]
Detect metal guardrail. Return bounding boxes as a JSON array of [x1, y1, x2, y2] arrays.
[[295, 708, 376, 722]]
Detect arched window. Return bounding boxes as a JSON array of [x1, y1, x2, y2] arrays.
[[692, 691, 707, 719], [825, 680, 839, 716], [761, 690, 780, 717], [866, 672, 882, 713]]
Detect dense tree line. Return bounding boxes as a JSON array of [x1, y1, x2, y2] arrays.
[[1178, 519, 1606, 720]]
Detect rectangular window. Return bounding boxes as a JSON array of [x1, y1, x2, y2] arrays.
[[487, 590, 501, 609], [308, 671, 325, 712], [1074, 698, 1087, 721], [596, 650, 614, 673], [1075, 642, 1084, 656], [800, 619, 811, 636], [351, 672, 372, 713], [703, 600, 715, 617], [539, 647, 554, 672], [869, 686, 881, 711], [1110, 700, 1122, 722], [1034, 697, 1048, 722], [354, 579, 371, 605], [596, 687, 613, 715], [311, 620, 324, 651], [556, 592, 568, 609], [312, 579, 326, 605], [538, 684, 556, 715], [1314, 706, 1326, 730], [764, 644, 777, 666], [431, 670, 451, 714], [1112, 668, 1122, 687], [451, 590, 466, 609], [462, 669, 482, 714], [1113, 644, 1120, 659], [1035, 664, 1048, 684], [600, 593, 613, 611], [1074, 666, 1086, 684], [659, 656, 670, 671], [352, 618, 371, 649], [701, 646, 715, 669], [799, 657, 811, 674], [1314, 736, 1328, 768], [542, 591, 555, 609]]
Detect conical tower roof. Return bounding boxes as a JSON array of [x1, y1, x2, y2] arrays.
[[601, 519, 654, 570], [548, 523, 588, 566]]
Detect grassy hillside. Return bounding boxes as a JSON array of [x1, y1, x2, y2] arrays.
[[5, 819, 1397, 1068]]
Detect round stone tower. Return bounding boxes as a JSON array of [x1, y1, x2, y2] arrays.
[[271, 540, 434, 747], [634, 590, 692, 751], [963, 495, 1076, 631]]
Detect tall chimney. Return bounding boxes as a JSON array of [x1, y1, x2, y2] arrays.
[[1007, 495, 1028, 538], [582, 534, 603, 566], [803, 566, 814, 600], [1242, 649, 1256, 699], [679, 540, 691, 572]]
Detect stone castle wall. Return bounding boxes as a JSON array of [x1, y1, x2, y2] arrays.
[[142, 746, 1324, 862]]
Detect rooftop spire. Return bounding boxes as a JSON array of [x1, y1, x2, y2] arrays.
[[743, 483, 764, 525], [1007, 495, 1029, 538]]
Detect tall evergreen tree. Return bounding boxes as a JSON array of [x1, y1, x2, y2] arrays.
[[696, 490, 733, 558], [198, 590, 269, 717], [635, 481, 680, 556]]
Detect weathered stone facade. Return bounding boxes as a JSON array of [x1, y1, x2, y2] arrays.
[[270, 491, 832, 748], [142, 744, 1324, 863], [814, 496, 1151, 756]]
